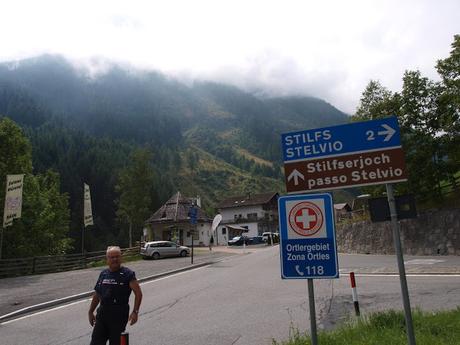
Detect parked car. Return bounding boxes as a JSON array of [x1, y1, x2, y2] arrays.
[[262, 232, 279, 244], [141, 241, 190, 259], [248, 236, 265, 245], [228, 236, 250, 246]]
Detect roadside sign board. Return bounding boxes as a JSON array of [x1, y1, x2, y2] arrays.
[[281, 116, 407, 193], [278, 193, 339, 279], [189, 206, 198, 225]]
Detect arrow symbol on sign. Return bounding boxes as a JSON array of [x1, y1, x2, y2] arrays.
[[288, 169, 305, 186], [378, 124, 396, 142]]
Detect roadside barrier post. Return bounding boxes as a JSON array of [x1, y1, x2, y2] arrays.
[[120, 332, 129, 345], [32, 257, 37, 274], [349, 272, 360, 316]]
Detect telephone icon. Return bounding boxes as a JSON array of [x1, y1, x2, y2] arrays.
[[295, 265, 304, 276]]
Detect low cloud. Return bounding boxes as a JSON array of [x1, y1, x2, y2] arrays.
[[0, 0, 458, 114]]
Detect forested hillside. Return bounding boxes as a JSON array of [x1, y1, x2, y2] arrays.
[[0, 55, 349, 254]]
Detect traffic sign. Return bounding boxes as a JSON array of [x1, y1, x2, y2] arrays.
[[278, 193, 339, 279], [281, 116, 407, 193], [282, 116, 401, 162], [189, 206, 198, 225]]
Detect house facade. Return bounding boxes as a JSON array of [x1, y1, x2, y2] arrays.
[[144, 192, 212, 247], [334, 203, 352, 222], [215, 192, 279, 245]]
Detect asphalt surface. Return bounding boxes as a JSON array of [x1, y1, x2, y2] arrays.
[[0, 248, 235, 316], [1, 246, 459, 345], [339, 252, 460, 274]]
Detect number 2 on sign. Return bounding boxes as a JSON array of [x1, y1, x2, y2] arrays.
[[306, 266, 324, 275], [366, 130, 375, 141]]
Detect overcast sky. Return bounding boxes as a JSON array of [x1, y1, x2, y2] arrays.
[[1, 0, 459, 114]]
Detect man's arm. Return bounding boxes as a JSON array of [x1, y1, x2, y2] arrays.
[[128, 279, 143, 325], [88, 293, 100, 327]]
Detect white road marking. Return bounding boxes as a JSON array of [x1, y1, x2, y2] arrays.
[[405, 259, 445, 265], [353, 274, 460, 278], [1, 299, 89, 325], [0, 265, 208, 326], [2, 261, 458, 326]]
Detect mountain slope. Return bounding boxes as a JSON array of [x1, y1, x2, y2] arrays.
[[0, 55, 352, 250]]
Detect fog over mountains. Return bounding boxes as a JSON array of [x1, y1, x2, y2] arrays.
[[0, 54, 350, 248]]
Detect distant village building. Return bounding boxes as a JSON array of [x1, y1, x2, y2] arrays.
[[144, 192, 212, 246], [334, 203, 352, 222], [215, 192, 279, 245]]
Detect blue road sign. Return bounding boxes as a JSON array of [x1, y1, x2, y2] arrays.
[[189, 206, 198, 225], [278, 193, 339, 279], [282, 116, 402, 162]]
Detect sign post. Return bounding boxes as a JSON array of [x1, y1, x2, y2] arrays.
[[278, 193, 338, 345], [281, 116, 415, 345], [1, 174, 25, 259], [82, 183, 94, 253], [282, 116, 407, 193], [189, 204, 198, 264], [0, 224, 4, 260], [307, 279, 318, 345], [386, 183, 416, 345]]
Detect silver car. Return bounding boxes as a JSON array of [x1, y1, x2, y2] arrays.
[[141, 241, 190, 259]]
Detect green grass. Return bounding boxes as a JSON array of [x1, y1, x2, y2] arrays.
[[273, 309, 460, 345]]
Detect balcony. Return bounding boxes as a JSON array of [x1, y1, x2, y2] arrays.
[[220, 214, 279, 225]]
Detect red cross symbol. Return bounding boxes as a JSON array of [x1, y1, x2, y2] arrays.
[[288, 202, 324, 236], [294, 208, 318, 230]]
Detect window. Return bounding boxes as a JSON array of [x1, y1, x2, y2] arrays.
[[222, 228, 227, 235], [247, 213, 257, 220]]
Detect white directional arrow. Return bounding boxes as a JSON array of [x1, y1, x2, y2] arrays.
[[377, 124, 396, 142], [287, 169, 305, 186]]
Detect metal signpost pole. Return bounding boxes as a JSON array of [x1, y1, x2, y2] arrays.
[[189, 204, 197, 264], [386, 183, 416, 345], [280, 117, 412, 344], [0, 225, 4, 260], [191, 224, 195, 264], [307, 279, 318, 345], [81, 225, 85, 254]]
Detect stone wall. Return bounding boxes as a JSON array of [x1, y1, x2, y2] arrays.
[[336, 208, 460, 256]]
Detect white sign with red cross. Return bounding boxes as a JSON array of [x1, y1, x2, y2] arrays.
[[278, 193, 338, 279], [285, 199, 327, 239]]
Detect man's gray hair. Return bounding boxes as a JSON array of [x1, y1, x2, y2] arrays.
[[106, 246, 122, 255]]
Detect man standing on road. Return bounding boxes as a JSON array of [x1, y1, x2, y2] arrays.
[[88, 246, 143, 345]]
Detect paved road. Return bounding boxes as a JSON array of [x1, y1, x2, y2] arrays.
[[0, 248, 235, 316], [339, 252, 460, 274], [1, 246, 459, 345]]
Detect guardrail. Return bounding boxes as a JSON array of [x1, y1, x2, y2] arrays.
[[0, 246, 140, 278]]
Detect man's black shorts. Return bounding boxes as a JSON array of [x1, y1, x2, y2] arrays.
[[90, 305, 129, 345]]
